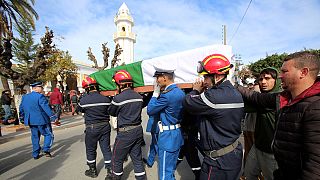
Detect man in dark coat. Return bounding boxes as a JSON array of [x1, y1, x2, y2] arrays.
[[236, 51, 320, 179]]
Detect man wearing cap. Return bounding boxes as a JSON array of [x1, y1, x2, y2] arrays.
[[183, 54, 244, 179], [147, 67, 185, 180], [19, 82, 58, 159]]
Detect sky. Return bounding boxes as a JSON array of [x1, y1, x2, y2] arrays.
[[31, 0, 320, 66]]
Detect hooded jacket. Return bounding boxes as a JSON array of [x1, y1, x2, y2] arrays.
[[254, 76, 281, 153], [50, 88, 63, 105]]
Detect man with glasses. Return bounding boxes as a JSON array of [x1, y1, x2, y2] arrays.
[[183, 54, 244, 180]]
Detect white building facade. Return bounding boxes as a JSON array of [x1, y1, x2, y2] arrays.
[[113, 3, 136, 65]]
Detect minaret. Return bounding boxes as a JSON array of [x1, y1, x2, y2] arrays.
[[113, 3, 136, 65]]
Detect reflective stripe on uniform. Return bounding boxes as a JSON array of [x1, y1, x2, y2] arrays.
[[87, 159, 96, 163], [105, 160, 111, 164], [200, 93, 244, 109], [192, 167, 201, 170], [111, 99, 143, 106], [114, 171, 123, 176], [80, 102, 111, 108], [135, 172, 146, 176]]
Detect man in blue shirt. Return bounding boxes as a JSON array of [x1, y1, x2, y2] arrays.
[[19, 82, 57, 159], [147, 67, 185, 180]]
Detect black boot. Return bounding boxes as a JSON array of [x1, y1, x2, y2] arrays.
[[105, 168, 112, 179], [105, 173, 121, 180], [85, 162, 98, 178]]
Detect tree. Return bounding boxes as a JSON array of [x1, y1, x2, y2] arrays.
[[87, 43, 122, 70], [40, 50, 78, 91], [248, 53, 287, 77], [248, 49, 320, 78], [12, 18, 39, 74], [0, 0, 38, 42], [0, 26, 56, 89]]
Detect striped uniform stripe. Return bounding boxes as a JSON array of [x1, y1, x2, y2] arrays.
[[200, 93, 244, 109], [80, 102, 111, 108], [111, 99, 143, 106], [87, 159, 96, 163], [162, 151, 166, 180], [114, 171, 123, 176], [192, 167, 201, 170], [135, 172, 146, 176]]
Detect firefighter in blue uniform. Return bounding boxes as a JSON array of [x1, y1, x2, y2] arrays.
[[147, 67, 185, 180], [183, 54, 244, 180], [143, 114, 160, 167], [107, 70, 146, 180], [19, 82, 57, 159], [79, 76, 112, 179]]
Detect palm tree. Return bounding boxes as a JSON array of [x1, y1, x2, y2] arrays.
[[0, 0, 39, 41]]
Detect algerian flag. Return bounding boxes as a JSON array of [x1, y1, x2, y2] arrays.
[[90, 44, 233, 91]]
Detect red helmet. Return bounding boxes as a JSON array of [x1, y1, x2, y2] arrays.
[[82, 76, 97, 89], [113, 70, 133, 85], [197, 54, 233, 75]]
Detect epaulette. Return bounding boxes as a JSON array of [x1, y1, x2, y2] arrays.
[[161, 88, 173, 94]]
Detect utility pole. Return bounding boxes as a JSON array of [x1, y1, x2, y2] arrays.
[[222, 25, 227, 45], [233, 54, 242, 84]]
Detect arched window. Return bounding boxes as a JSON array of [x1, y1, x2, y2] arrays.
[[122, 27, 126, 32]]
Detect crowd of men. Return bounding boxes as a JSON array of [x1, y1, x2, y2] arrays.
[[17, 50, 319, 180]]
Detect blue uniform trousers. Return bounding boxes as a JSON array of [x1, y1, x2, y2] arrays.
[[85, 123, 112, 168], [112, 126, 145, 179], [158, 148, 180, 180], [146, 132, 158, 167], [30, 124, 54, 158]]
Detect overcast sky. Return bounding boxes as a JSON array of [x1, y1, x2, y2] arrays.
[[32, 0, 320, 66]]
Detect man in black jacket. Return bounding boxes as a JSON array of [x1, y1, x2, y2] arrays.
[[183, 54, 244, 180], [107, 70, 146, 180], [243, 68, 280, 180], [79, 76, 112, 179], [236, 51, 320, 179]]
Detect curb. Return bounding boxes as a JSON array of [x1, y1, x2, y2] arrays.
[[0, 116, 84, 145]]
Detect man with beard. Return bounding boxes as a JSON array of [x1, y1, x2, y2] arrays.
[[236, 51, 320, 179]]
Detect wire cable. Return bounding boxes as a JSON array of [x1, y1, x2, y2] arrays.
[[229, 0, 253, 44]]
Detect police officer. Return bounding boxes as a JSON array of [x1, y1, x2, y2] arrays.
[[19, 82, 57, 159], [147, 67, 185, 180], [107, 70, 146, 180], [79, 76, 112, 179], [183, 54, 244, 179]]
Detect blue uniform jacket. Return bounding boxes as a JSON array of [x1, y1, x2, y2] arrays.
[[146, 115, 160, 133], [147, 84, 184, 152], [20, 91, 56, 126]]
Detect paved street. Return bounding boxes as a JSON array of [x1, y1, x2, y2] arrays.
[[0, 110, 196, 180]]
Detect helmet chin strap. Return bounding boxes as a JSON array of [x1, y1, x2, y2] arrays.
[[210, 74, 227, 87], [117, 83, 132, 93]]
